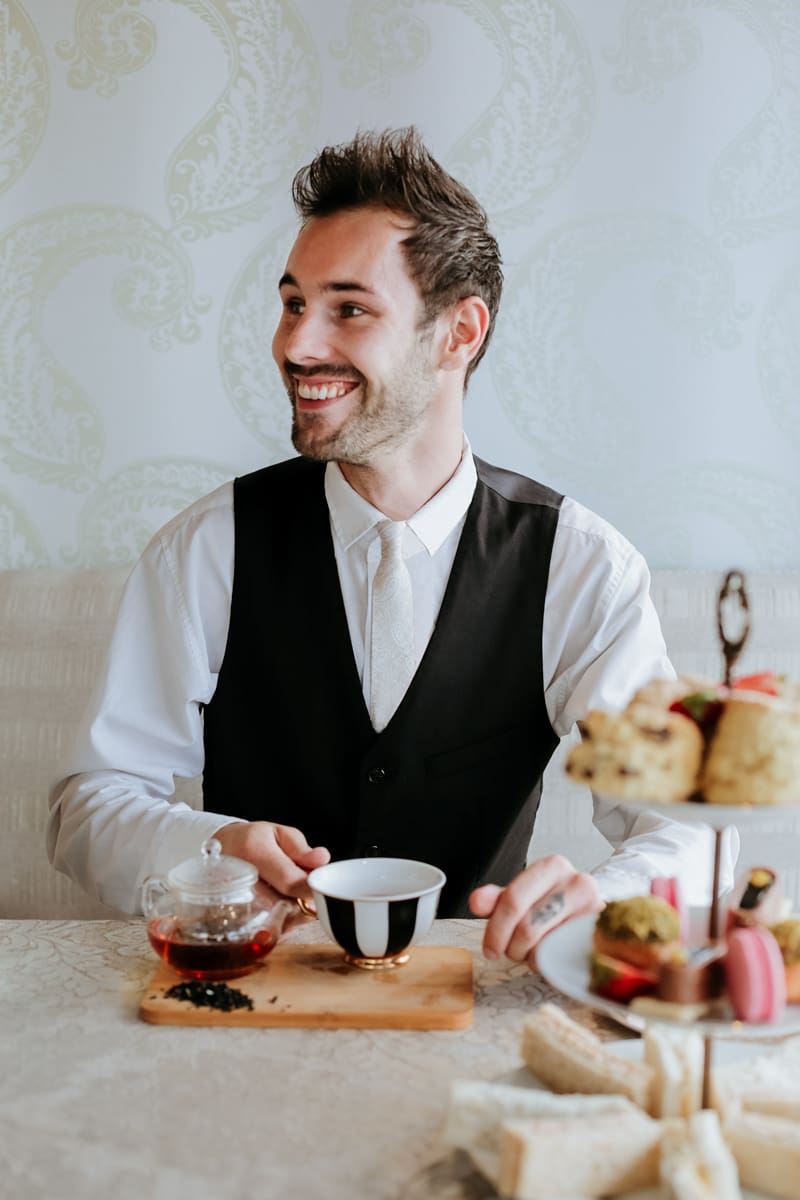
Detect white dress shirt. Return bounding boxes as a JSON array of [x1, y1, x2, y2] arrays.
[[47, 447, 736, 913]]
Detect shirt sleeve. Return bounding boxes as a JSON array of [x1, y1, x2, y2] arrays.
[[543, 498, 675, 735], [46, 486, 240, 914], [589, 797, 740, 905], [543, 499, 737, 901]]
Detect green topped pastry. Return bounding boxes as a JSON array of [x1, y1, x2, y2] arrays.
[[593, 897, 681, 969]]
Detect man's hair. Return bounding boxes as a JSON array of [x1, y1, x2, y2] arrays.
[[291, 127, 503, 381]]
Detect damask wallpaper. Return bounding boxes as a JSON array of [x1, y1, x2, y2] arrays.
[[1, 0, 798, 570]]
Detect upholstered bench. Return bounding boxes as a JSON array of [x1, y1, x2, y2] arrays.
[[2, 567, 799, 918]]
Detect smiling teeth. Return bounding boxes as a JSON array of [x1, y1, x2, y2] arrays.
[[297, 382, 350, 400]]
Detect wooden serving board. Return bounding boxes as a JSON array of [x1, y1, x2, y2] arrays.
[[139, 943, 473, 1029]]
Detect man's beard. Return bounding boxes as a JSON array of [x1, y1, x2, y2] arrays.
[[288, 332, 437, 466]]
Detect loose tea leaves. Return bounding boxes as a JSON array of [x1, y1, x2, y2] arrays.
[[164, 980, 254, 1012]]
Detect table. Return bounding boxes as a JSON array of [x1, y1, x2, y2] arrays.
[[0, 919, 627, 1200]]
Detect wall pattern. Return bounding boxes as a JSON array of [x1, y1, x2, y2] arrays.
[[1, 0, 798, 570]]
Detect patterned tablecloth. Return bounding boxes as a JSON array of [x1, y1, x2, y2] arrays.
[[0, 918, 632, 1200]]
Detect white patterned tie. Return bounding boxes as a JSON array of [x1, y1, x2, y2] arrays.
[[369, 520, 415, 733]]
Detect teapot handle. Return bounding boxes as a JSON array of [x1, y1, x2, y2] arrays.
[[141, 876, 169, 920]]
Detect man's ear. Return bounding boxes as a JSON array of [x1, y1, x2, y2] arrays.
[[437, 296, 490, 373]]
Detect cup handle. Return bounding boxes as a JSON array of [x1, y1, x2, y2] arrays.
[[296, 896, 317, 918]]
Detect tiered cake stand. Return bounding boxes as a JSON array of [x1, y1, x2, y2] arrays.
[[538, 570, 800, 1107], [537, 798, 800, 1107]]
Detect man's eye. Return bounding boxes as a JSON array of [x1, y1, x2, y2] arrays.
[[285, 298, 304, 315], [340, 303, 365, 318]]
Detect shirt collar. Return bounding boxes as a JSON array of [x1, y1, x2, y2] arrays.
[[324, 440, 477, 556]]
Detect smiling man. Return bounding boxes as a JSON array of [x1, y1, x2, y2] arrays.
[[277, 209, 443, 469], [48, 129, 710, 968]]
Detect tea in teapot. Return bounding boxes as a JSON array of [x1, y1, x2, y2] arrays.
[[143, 838, 293, 980]]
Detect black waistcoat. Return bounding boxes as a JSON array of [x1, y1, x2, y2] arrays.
[[202, 455, 562, 917]]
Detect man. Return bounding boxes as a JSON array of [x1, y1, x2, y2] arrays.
[[48, 128, 715, 968]]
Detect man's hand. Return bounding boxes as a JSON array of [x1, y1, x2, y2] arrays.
[[468, 854, 603, 969], [214, 821, 330, 904]]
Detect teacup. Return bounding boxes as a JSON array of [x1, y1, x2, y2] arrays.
[[305, 857, 446, 969]]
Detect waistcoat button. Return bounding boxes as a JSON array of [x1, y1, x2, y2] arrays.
[[366, 766, 386, 783]]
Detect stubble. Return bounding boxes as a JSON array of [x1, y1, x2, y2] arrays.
[[289, 330, 437, 465]]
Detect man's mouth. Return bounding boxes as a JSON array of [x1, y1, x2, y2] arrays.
[[294, 378, 359, 407], [296, 380, 356, 400]]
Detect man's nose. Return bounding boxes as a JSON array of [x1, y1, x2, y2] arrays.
[[282, 308, 331, 364]]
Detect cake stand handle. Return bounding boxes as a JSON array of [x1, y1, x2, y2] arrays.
[[717, 569, 750, 686], [702, 1034, 714, 1109], [708, 826, 724, 941], [703, 824, 727, 1109]]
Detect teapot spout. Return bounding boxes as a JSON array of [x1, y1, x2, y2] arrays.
[[269, 897, 311, 938]]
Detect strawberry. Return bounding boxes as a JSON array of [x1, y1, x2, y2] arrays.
[[669, 690, 724, 735], [669, 674, 783, 735], [589, 951, 659, 1002], [732, 671, 781, 695]]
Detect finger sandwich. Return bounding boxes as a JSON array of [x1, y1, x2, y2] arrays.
[[498, 1108, 663, 1199], [658, 1110, 741, 1199], [725, 1111, 800, 1199], [519, 1002, 654, 1110], [711, 1036, 800, 1122], [643, 1026, 703, 1120], [442, 1080, 637, 1188]]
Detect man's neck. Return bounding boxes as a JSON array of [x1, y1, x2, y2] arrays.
[[338, 430, 465, 520]]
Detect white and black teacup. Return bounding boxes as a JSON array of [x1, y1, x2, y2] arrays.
[[304, 857, 446, 970]]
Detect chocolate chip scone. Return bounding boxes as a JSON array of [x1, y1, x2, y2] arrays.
[[565, 704, 704, 803]]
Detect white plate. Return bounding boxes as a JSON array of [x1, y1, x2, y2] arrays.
[[503, 1040, 766, 1200], [596, 793, 800, 828], [536, 913, 800, 1041]]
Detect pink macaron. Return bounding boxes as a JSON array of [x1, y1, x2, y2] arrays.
[[650, 876, 689, 943], [725, 926, 787, 1023]]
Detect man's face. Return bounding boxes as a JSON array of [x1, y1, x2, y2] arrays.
[[272, 207, 442, 465]]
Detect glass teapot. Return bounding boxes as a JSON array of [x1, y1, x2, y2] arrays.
[[142, 837, 294, 980]]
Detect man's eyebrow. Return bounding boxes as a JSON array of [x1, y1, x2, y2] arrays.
[[278, 272, 376, 296]]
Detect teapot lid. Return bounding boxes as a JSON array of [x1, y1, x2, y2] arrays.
[[166, 837, 258, 898]]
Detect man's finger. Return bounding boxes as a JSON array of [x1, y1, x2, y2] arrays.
[[504, 872, 601, 963], [294, 845, 331, 872], [214, 821, 330, 898], [271, 829, 330, 897], [274, 823, 318, 860], [468, 883, 503, 918], [479, 855, 574, 960]]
